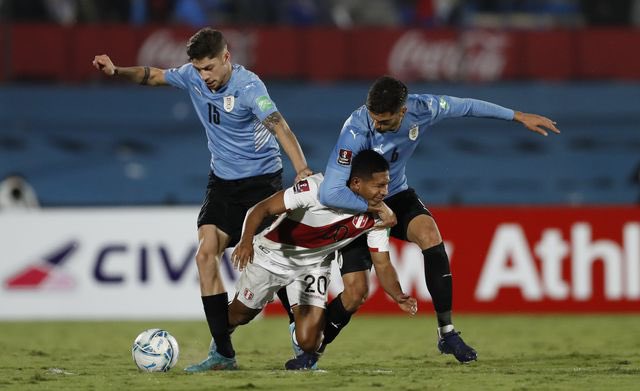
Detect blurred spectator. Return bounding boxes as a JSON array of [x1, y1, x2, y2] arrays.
[[44, 0, 78, 25], [130, 0, 175, 25], [330, 0, 400, 27], [172, 0, 231, 27], [580, 0, 633, 25], [1, 0, 638, 27], [0, 0, 50, 21], [0, 174, 40, 211]]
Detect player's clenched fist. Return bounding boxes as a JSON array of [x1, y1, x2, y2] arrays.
[[92, 54, 116, 76]]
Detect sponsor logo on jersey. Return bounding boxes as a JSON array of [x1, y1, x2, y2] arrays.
[[256, 95, 274, 112], [373, 144, 384, 154], [243, 288, 254, 301], [337, 149, 353, 166], [352, 214, 370, 229], [293, 180, 310, 193], [409, 124, 419, 141], [223, 95, 235, 112]]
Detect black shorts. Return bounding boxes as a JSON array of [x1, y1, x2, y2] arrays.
[[338, 188, 432, 275], [197, 169, 283, 247]]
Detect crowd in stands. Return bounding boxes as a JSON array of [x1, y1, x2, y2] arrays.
[[1, 0, 639, 28]]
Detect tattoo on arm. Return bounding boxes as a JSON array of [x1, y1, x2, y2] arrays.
[[261, 112, 283, 133], [140, 66, 150, 85]]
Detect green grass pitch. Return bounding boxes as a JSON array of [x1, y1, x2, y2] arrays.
[[1, 314, 639, 390]]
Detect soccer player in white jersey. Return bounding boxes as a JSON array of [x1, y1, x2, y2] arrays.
[[219, 150, 417, 370], [305, 76, 560, 363], [92, 28, 314, 372]]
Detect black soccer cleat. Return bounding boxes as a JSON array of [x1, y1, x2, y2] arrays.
[[437, 330, 478, 363], [284, 352, 320, 370]]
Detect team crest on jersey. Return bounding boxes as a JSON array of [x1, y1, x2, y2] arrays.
[[293, 180, 310, 193], [243, 288, 254, 301], [352, 214, 370, 229], [409, 124, 419, 141], [337, 149, 353, 166], [223, 95, 235, 112]]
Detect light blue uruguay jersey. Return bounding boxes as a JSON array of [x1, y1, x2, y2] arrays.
[[164, 63, 281, 179], [319, 94, 515, 212]]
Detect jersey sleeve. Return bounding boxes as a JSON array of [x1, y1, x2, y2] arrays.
[[282, 177, 319, 210], [241, 79, 279, 122], [420, 94, 514, 125], [366, 228, 390, 253], [163, 63, 192, 90], [318, 123, 370, 213]]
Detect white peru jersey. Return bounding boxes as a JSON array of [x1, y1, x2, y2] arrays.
[[253, 173, 389, 267]]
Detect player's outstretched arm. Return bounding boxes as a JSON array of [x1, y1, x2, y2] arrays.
[[232, 191, 288, 270], [370, 252, 417, 315], [262, 112, 312, 182], [92, 54, 168, 86], [513, 111, 560, 137]]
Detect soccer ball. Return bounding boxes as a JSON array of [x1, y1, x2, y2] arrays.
[[131, 329, 179, 372]]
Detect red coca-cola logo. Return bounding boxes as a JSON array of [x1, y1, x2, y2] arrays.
[[137, 29, 256, 69], [388, 30, 508, 81]]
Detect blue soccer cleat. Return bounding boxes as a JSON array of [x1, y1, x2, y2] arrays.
[[285, 352, 320, 370], [289, 322, 304, 357], [437, 330, 478, 363], [184, 339, 238, 372]]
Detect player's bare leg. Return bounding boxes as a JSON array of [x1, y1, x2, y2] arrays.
[[185, 224, 236, 372], [314, 269, 370, 356], [196, 225, 229, 295], [227, 297, 263, 328], [406, 215, 477, 363], [286, 305, 325, 370]]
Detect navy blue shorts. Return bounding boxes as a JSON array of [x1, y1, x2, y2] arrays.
[[339, 188, 432, 275]]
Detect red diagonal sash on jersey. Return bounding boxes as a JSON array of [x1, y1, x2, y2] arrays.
[[265, 214, 374, 248]]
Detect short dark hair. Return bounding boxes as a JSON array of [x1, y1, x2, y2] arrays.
[[349, 150, 389, 182], [186, 28, 227, 61], [365, 76, 408, 114]]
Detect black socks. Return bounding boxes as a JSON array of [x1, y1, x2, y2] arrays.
[[322, 293, 354, 347], [277, 287, 296, 324], [422, 242, 453, 328], [202, 293, 235, 358]]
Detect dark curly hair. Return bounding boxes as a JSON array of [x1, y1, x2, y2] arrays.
[[349, 149, 389, 182], [365, 76, 408, 114], [186, 28, 227, 61]]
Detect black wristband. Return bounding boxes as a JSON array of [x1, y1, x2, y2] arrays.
[[140, 66, 150, 85], [113, 67, 119, 76]]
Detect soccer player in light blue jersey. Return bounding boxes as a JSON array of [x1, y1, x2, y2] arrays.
[[93, 28, 312, 371], [312, 76, 560, 363]]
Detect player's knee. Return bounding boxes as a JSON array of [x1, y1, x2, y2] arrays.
[[195, 248, 219, 272], [296, 329, 321, 353]]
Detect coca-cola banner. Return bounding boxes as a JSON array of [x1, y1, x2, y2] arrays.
[[264, 206, 640, 314], [4, 24, 640, 82]]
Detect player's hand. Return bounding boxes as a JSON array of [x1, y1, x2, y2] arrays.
[[231, 240, 254, 271], [395, 293, 418, 316], [370, 201, 397, 228], [294, 167, 313, 183], [92, 54, 117, 76], [514, 111, 560, 137]]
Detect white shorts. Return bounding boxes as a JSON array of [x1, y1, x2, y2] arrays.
[[235, 251, 332, 310]]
